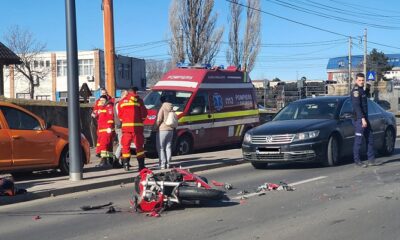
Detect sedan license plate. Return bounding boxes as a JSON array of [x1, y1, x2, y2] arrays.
[[257, 147, 281, 154]]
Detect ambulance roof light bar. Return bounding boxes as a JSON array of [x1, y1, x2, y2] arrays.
[[176, 62, 212, 69]]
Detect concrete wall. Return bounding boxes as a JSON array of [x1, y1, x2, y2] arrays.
[[20, 104, 96, 147]]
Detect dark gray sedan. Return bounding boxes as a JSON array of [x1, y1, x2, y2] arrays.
[[242, 96, 396, 169]]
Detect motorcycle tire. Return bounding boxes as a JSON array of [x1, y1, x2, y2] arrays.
[[177, 187, 224, 200]]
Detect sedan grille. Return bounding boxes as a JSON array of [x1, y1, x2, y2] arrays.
[[251, 134, 295, 144]]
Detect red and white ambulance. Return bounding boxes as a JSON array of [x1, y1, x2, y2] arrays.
[[143, 65, 259, 155]]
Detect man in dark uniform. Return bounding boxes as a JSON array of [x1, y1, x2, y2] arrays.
[[351, 73, 375, 167]]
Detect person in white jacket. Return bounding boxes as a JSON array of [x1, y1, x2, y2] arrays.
[[156, 96, 175, 169]]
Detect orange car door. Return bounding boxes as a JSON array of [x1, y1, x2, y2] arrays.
[[0, 106, 57, 166], [0, 121, 12, 168]]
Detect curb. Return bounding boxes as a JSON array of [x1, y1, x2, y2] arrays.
[[0, 158, 246, 206]]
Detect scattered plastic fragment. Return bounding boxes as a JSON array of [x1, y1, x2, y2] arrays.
[[211, 180, 225, 187], [33, 215, 41, 220], [146, 211, 160, 217], [80, 202, 113, 211], [237, 190, 249, 195], [106, 206, 116, 214], [224, 183, 233, 190]]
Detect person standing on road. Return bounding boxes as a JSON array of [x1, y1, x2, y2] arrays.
[[118, 87, 148, 171], [112, 89, 128, 169], [156, 96, 175, 169], [351, 73, 375, 167], [94, 95, 115, 168], [91, 88, 113, 118]]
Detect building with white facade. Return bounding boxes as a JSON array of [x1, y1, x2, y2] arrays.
[[2, 49, 146, 101]]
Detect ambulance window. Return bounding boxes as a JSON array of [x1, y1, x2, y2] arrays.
[[190, 92, 209, 115]]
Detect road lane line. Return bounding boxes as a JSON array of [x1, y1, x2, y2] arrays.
[[289, 176, 327, 186], [232, 176, 327, 200]]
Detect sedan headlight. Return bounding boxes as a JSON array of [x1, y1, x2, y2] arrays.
[[243, 133, 252, 144], [293, 130, 319, 142]]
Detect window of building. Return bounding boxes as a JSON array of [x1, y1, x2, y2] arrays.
[[16, 93, 31, 99], [78, 59, 93, 76], [34, 60, 38, 68], [57, 60, 67, 76], [124, 64, 130, 80], [46, 60, 50, 68], [118, 63, 124, 79], [36, 95, 51, 100], [40, 60, 44, 68], [338, 61, 344, 67]]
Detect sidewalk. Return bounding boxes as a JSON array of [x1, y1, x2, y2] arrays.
[[0, 147, 245, 206]]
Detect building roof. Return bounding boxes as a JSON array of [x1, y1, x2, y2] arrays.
[[327, 54, 400, 70], [0, 42, 21, 65]]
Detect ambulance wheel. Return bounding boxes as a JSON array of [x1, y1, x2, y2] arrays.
[[176, 135, 192, 155], [177, 187, 224, 200]]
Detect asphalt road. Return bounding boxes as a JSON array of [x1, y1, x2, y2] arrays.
[[1, 148, 400, 240]]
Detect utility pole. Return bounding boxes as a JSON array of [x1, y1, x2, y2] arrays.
[[102, 0, 116, 97], [363, 28, 368, 89], [348, 36, 352, 94], [65, 0, 82, 181]]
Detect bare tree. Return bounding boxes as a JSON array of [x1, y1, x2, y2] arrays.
[[169, 0, 185, 65], [227, 0, 261, 72], [146, 59, 172, 88], [3, 25, 48, 99], [169, 0, 224, 65], [226, 0, 242, 67]]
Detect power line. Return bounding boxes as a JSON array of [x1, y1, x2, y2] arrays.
[[267, 0, 400, 30], [225, 0, 349, 37]]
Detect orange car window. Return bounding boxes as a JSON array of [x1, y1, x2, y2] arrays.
[[0, 106, 41, 130]]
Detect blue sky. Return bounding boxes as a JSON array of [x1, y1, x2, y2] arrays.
[[1, 0, 400, 81]]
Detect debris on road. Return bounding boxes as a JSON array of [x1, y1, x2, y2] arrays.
[[32, 215, 41, 220], [237, 190, 249, 195], [80, 202, 113, 211], [211, 180, 233, 190], [0, 177, 27, 196], [256, 182, 295, 192]]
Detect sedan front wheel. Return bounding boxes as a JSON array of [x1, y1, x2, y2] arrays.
[[323, 135, 339, 167]]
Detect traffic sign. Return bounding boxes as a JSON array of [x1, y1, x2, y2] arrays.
[[367, 71, 376, 81]]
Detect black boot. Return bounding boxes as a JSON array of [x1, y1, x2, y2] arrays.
[[137, 158, 145, 172], [122, 158, 130, 171], [96, 158, 108, 168], [112, 156, 123, 169]]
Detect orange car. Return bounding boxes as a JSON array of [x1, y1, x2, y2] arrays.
[[0, 102, 90, 175]]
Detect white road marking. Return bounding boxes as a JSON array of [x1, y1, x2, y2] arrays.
[[232, 176, 327, 200]]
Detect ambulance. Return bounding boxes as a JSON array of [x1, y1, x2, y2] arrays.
[[143, 64, 259, 155]]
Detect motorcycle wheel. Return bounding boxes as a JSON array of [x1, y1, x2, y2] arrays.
[[177, 187, 224, 200]]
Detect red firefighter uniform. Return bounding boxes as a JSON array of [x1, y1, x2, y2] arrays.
[[95, 102, 115, 158], [118, 92, 148, 169], [92, 94, 114, 116]]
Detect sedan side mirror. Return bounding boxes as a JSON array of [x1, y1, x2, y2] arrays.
[[340, 112, 353, 120]]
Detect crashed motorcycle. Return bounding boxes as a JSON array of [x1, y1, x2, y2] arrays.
[[131, 168, 225, 213]]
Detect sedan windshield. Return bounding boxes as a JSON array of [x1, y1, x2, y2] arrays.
[[273, 101, 338, 121], [144, 90, 192, 112]]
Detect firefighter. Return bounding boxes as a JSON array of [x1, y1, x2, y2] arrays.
[[94, 95, 115, 168], [118, 87, 148, 171], [91, 87, 113, 118]]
